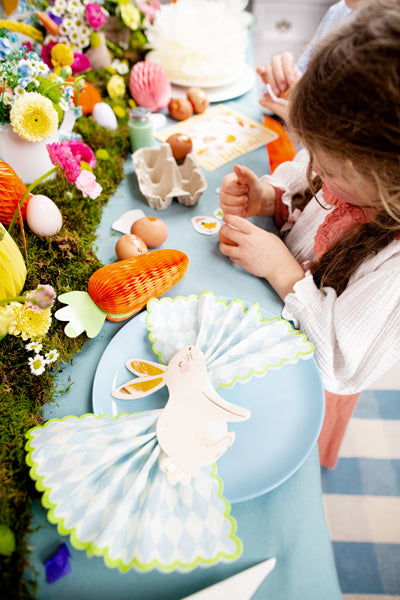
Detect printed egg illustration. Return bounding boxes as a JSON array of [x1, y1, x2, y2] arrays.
[[26, 194, 63, 237], [130, 217, 168, 248]]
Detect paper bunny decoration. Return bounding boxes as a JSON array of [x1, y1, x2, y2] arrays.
[[26, 292, 314, 573], [113, 345, 250, 484]]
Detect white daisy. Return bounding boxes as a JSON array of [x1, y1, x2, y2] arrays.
[[68, 0, 84, 15], [45, 349, 59, 364], [55, 0, 67, 11], [13, 86, 27, 97], [28, 354, 47, 376], [1, 90, 14, 106], [25, 341, 43, 353]]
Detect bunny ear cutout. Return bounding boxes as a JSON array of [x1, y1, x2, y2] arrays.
[[25, 413, 242, 573], [146, 292, 314, 391], [126, 359, 167, 376], [113, 374, 165, 400]]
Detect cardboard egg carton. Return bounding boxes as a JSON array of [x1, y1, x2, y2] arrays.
[[132, 143, 207, 210]]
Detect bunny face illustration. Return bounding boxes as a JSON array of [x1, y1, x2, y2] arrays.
[[112, 345, 251, 485]]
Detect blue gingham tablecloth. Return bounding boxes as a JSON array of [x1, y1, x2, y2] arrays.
[[321, 389, 400, 599]]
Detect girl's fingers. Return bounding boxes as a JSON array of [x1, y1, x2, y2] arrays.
[[222, 213, 253, 234]]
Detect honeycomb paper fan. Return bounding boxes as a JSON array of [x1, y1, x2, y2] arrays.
[[26, 411, 242, 572], [129, 61, 171, 112], [146, 292, 314, 390]]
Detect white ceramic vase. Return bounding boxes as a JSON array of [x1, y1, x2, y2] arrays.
[[0, 124, 59, 184]]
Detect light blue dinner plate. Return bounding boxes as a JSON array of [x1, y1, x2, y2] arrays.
[[92, 300, 325, 503]]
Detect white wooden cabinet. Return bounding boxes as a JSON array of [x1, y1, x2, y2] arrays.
[[251, 0, 337, 66]]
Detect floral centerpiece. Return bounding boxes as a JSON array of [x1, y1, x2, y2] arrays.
[[0, 29, 80, 140], [102, 0, 159, 61], [0, 280, 60, 376], [0, 28, 85, 181], [40, 0, 107, 54]]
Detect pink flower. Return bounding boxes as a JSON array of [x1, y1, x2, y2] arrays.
[[67, 140, 97, 169], [137, 0, 160, 23], [47, 141, 82, 184], [75, 170, 102, 199], [71, 52, 91, 75], [86, 3, 106, 30], [25, 285, 56, 311], [41, 41, 57, 69], [42, 42, 90, 74]]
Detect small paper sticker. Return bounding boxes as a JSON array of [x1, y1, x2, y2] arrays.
[[191, 216, 221, 235], [214, 208, 223, 220]]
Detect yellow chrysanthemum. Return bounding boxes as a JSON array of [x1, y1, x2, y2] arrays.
[[51, 43, 74, 69], [9, 92, 58, 142], [107, 74, 126, 100], [0, 305, 15, 337], [8, 302, 51, 341], [119, 5, 141, 30]]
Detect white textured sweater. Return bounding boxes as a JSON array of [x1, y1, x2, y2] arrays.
[[262, 150, 400, 394]]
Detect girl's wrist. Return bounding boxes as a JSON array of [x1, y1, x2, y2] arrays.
[[267, 258, 305, 300], [258, 184, 276, 217]]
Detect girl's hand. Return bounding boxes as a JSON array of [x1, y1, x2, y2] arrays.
[[219, 164, 275, 218], [256, 52, 302, 96], [259, 92, 290, 122], [219, 214, 305, 300], [257, 52, 302, 121]]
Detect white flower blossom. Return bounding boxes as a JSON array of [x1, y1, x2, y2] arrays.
[[28, 354, 47, 376], [25, 341, 43, 353], [45, 349, 59, 364]]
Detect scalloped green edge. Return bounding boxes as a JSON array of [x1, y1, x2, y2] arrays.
[[146, 290, 314, 392], [25, 413, 242, 573]]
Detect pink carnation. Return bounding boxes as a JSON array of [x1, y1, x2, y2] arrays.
[[75, 170, 102, 199], [26, 285, 56, 311], [137, 0, 160, 23], [71, 52, 91, 75], [67, 140, 97, 169], [41, 41, 57, 69], [86, 3, 106, 30], [47, 141, 82, 184]]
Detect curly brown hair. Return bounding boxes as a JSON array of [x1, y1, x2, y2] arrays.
[[288, 0, 400, 295]]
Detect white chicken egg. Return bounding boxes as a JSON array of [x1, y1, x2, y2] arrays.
[[26, 194, 63, 237], [92, 102, 118, 130]]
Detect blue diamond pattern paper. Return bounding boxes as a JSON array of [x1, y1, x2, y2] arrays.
[[26, 410, 241, 572], [146, 292, 314, 390], [26, 292, 313, 574]]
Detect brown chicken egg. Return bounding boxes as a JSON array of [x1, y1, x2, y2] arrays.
[[166, 133, 193, 162], [187, 87, 209, 113], [115, 234, 148, 260], [130, 216, 168, 248], [168, 97, 194, 120]]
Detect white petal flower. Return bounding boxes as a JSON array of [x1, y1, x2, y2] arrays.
[[28, 354, 47, 376], [25, 341, 43, 353], [45, 349, 59, 364], [55, 0, 67, 11]]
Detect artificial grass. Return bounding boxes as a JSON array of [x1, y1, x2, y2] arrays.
[[0, 116, 131, 598]]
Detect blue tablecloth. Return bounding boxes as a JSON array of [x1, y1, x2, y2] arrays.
[[26, 50, 342, 600]]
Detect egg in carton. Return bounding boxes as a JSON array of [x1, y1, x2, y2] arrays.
[[132, 143, 207, 210]]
